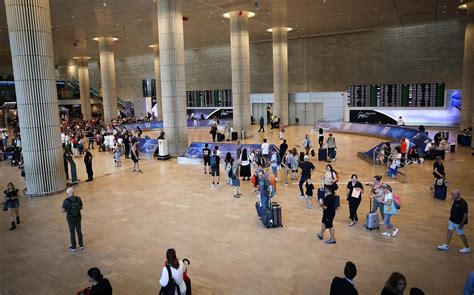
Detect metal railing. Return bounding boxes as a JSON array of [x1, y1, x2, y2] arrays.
[[66, 78, 130, 110], [373, 147, 411, 183]]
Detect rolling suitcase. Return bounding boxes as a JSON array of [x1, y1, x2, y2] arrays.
[[366, 198, 379, 230], [217, 133, 225, 142], [262, 208, 274, 228], [434, 180, 447, 200], [271, 202, 283, 227], [318, 148, 327, 161], [255, 201, 265, 217], [317, 188, 325, 201], [231, 132, 238, 141]]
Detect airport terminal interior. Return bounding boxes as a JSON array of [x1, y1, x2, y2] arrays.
[[0, 0, 474, 294]]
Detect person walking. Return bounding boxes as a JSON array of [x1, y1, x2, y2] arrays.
[[346, 174, 363, 226], [298, 155, 315, 199], [279, 122, 285, 140], [369, 175, 385, 226], [279, 139, 288, 166], [61, 188, 83, 252], [159, 248, 187, 295], [210, 150, 220, 187], [381, 272, 407, 295], [330, 261, 358, 295], [318, 128, 324, 149], [224, 152, 234, 186], [270, 150, 279, 182], [305, 178, 315, 209], [317, 185, 337, 244], [4, 183, 20, 231], [202, 143, 211, 174], [437, 189, 471, 254], [291, 148, 299, 181], [381, 184, 399, 237], [303, 134, 312, 156], [257, 170, 271, 211], [431, 156, 446, 191], [324, 164, 339, 192], [231, 160, 241, 198], [261, 138, 270, 167], [258, 116, 265, 132], [239, 148, 251, 181], [209, 124, 218, 142], [327, 133, 337, 161], [84, 148, 94, 182], [87, 267, 113, 295], [123, 133, 131, 159], [131, 139, 142, 173]]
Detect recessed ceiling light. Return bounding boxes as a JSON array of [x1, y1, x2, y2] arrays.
[[103, 2, 107, 7], [71, 15, 75, 18], [459, 3, 468, 9], [379, 16, 384, 19], [442, 11, 446, 13], [374, 8, 378, 11], [443, 5, 447, 8], [338, 12, 342, 16], [347, 20, 352, 23]]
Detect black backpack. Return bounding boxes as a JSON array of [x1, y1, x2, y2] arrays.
[[159, 265, 180, 295], [67, 196, 81, 218]]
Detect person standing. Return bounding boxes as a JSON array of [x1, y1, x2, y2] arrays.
[[369, 175, 385, 225], [224, 152, 234, 186], [437, 189, 471, 254], [305, 178, 315, 209], [397, 116, 405, 126], [279, 123, 285, 140], [131, 140, 142, 173], [231, 160, 241, 198], [123, 133, 130, 159], [327, 134, 337, 161], [84, 148, 94, 182], [279, 139, 288, 166], [270, 150, 279, 182], [193, 118, 198, 131], [4, 183, 20, 231], [159, 248, 187, 295], [381, 184, 399, 237], [239, 148, 251, 181], [257, 170, 271, 211], [209, 124, 218, 142], [258, 116, 265, 132], [324, 164, 339, 192], [210, 150, 220, 187], [346, 174, 363, 226], [318, 128, 324, 149], [202, 143, 211, 174], [317, 186, 337, 244], [329, 261, 358, 295], [261, 138, 270, 167], [303, 134, 312, 156], [431, 156, 446, 191], [298, 155, 315, 199], [61, 188, 83, 252], [381, 272, 406, 295]]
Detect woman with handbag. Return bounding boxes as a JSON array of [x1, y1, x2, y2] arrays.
[[4, 182, 20, 231], [346, 174, 364, 226], [381, 184, 399, 238], [324, 164, 339, 192], [431, 156, 445, 191]]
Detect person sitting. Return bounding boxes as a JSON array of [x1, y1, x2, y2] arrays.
[[407, 145, 420, 163], [439, 138, 449, 151], [329, 261, 358, 295]]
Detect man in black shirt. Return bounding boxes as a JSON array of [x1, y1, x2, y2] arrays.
[[61, 188, 84, 252], [330, 261, 358, 295], [210, 150, 220, 187], [279, 139, 288, 166], [437, 189, 471, 254], [202, 143, 211, 174], [84, 148, 93, 182], [298, 155, 315, 198]]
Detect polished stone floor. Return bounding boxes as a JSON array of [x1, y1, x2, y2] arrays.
[[0, 125, 473, 295]]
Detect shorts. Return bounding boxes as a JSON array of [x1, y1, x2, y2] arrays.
[[211, 168, 220, 176], [6, 199, 20, 209], [322, 214, 334, 228], [448, 220, 465, 235], [204, 158, 210, 166], [232, 177, 240, 187], [389, 167, 398, 176]]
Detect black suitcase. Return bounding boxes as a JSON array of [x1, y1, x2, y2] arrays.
[[434, 180, 447, 200], [217, 133, 225, 142], [318, 148, 327, 161], [271, 202, 283, 227], [231, 132, 238, 141]]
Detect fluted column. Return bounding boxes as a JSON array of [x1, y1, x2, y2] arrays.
[[157, 0, 188, 156], [151, 44, 163, 121], [97, 37, 117, 123], [6, 0, 66, 196], [227, 11, 253, 135], [271, 27, 289, 126], [76, 57, 92, 120]]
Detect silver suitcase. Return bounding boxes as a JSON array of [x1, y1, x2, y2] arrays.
[[366, 199, 379, 230]]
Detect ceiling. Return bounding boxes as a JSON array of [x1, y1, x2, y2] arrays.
[[0, 0, 467, 66]]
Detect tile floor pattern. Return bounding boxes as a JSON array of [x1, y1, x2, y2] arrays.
[[0, 125, 473, 294]]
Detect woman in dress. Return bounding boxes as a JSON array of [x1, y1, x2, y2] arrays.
[[346, 174, 364, 226], [131, 139, 142, 173], [240, 148, 251, 181], [224, 152, 234, 186], [317, 185, 337, 244], [4, 183, 20, 231], [318, 128, 324, 149]]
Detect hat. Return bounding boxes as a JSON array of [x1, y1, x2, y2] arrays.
[[304, 155, 309, 160]]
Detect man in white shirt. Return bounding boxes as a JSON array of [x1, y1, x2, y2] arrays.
[[261, 138, 270, 166], [397, 116, 405, 126]]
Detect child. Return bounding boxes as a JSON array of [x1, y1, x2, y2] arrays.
[[389, 155, 400, 178], [270, 150, 279, 182], [305, 178, 315, 209], [114, 143, 122, 167]]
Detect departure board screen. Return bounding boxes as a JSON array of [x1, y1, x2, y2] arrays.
[[347, 83, 445, 107]]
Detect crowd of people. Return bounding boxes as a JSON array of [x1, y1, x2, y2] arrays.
[[2, 114, 473, 294]]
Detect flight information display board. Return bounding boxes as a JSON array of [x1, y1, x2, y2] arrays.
[[347, 83, 445, 107]]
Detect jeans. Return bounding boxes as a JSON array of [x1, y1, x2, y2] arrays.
[[261, 195, 269, 211], [299, 176, 308, 196], [383, 214, 393, 229], [67, 218, 83, 249], [464, 272, 474, 295], [372, 199, 384, 220]]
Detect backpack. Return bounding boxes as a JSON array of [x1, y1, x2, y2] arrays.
[[67, 196, 81, 218], [393, 194, 401, 209], [159, 265, 180, 295], [210, 155, 217, 168]]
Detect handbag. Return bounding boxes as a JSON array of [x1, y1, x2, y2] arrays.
[[435, 178, 446, 187]]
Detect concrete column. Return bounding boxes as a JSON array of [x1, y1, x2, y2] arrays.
[[97, 37, 117, 123], [76, 57, 92, 120], [271, 27, 289, 126], [151, 45, 163, 121], [6, 0, 66, 196], [227, 11, 253, 135], [157, 0, 188, 156]]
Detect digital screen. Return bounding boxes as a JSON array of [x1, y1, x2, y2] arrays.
[[348, 83, 445, 107]]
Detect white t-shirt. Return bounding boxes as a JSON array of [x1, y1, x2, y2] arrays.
[[61, 133, 66, 143], [261, 143, 270, 155], [397, 119, 405, 126], [159, 260, 187, 294], [270, 153, 278, 168], [324, 170, 336, 185]]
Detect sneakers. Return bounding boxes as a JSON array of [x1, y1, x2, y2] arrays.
[[392, 228, 399, 237], [317, 233, 323, 240], [69, 247, 77, 252], [349, 220, 356, 227], [298, 195, 305, 199], [458, 247, 472, 254], [437, 244, 449, 251], [212, 183, 216, 187], [79, 246, 84, 250], [325, 239, 336, 244], [381, 232, 391, 237], [379, 221, 385, 226], [233, 194, 240, 198]]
